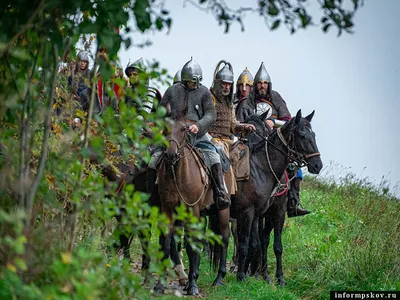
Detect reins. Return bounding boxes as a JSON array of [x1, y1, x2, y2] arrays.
[[166, 129, 206, 207], [252, 126, 320, 196]]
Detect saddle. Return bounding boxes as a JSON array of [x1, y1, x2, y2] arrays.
[[230, 141, 250, 181], [156, 145, 209, 186]]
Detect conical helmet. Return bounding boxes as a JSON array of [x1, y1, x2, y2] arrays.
[[216, 64, 234, 83], [181, 57, 202, 84], [125, 57, 145, 76], [236, 67, 254, 91], [211, 60, 234, 101], [254, 62, 271, 84], [173, 69, 181, 84]]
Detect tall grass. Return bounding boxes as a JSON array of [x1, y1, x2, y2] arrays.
[[153, 175, 400, 300]]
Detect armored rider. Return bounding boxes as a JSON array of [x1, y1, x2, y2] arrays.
[[147, 58, 230, 210], [233, 67, 254, 115], [69, 51, 92, 113], [236, 62, 310, 217], [124, 57, 162, 117], [208, 60, 255, 195]]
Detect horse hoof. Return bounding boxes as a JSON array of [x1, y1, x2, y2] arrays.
[[278, 278, 286, 287], [237, 272, 246, 282], [153, 282, 164, 296], [212, 280, 224, 287], [178, 278, 187, 286], [263, 274, 272, 284], [186, 286, 199, 296]]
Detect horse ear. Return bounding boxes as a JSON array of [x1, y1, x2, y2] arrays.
[[259, 109, 270, 122], [305, 110, 315, 122], [295, 109, 302, 125]]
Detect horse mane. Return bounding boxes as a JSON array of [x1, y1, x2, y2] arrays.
[[245, 113, 272, 153]]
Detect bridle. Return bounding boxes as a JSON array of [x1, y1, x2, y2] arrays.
[[275, 127, 321, 166], [253, 124, 320, 196]]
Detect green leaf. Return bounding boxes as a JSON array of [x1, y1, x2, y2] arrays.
[[133, 0, 152, 32], [323, 23, 332, 32], [271, 19, 281, 30], [155, 18, 163, 30], [80, 21, 99, 34]]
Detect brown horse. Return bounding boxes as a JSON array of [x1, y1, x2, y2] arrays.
[[154, 119, 230, 295], [231, 110, 323, 282]]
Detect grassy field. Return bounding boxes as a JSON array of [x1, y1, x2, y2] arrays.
[[146, 176, 400, 300]]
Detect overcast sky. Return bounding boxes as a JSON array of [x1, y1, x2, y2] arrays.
[[119, 0, 400, 196]]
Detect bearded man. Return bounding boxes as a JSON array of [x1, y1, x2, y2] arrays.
[[208, 61, 255, 197], [236, 62, 310, 217]]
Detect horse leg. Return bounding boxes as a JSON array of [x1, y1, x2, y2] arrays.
[[212, 207, 230, 286], [260, 214, 274, 284], [230, 218, 238, 273], [113, 212, 131, 261], [201, 211, 210, 254], [170, 234, 188, 286], [236, 209, 254, 281], [154, 207, 174, 295], [248, 217, 261, 277], [273, 202, 287, 287], [138, 230, 151, 272], [185, 207, 201, 296]]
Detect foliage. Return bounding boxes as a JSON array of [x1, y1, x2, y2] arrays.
[[186, 0, 364, 35]]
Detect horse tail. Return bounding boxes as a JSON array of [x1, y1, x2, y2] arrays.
[[208, 209, 221, 271]]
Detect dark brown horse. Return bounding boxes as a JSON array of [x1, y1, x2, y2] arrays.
[[154, 119, 230, 295], [231, 110, 323, 282]]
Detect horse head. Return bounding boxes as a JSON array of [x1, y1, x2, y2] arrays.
[[279, 110, 323, 174], [165, 119, 188, 166]]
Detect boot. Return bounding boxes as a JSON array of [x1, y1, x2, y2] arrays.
[[287, 178, 310, 218], [211, 163, 230, 210], [146, 168, 157, 195]]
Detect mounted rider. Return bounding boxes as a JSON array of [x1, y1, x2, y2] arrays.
[[233, 67, 254, 114], [147, 58, 230, 210], [236, 62, 310, 218], [208, 60, 255, 195], [124, 57, 162, 117], [173, 69, 181, 84]]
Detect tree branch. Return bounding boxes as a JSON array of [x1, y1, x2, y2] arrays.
[[19, 51, 39, 208], [25, 45, 59, 225]]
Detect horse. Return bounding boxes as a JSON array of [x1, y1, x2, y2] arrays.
[[154, 118, 231, 296], [231, 109, 323, 282], [99, 154, 188, 283]]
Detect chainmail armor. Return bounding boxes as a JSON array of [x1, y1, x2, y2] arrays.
[[236, 89, 291, 122], [161, 83, 216, 138]]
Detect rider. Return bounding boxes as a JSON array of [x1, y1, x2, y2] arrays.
[[236, 62, 310, 218], [124, 57, 162, 117], [233, 67, 254, 115], [95, 48, 122, 112], [69, 51, 92, 112], [208, 61, 255, 195], [173, 69, 181, 84], [147, 58, 230, 210]]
